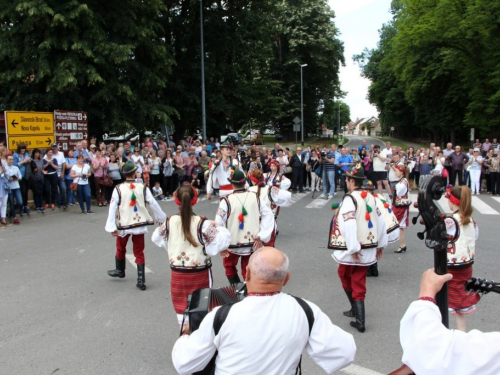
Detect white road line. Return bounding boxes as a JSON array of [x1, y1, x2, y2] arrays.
[[491, 197, 500, 204], [306, 198, 330, 209], [285, 191, 311, 207], [471, 196, 499, 215], [340, 364, 384, 375], [125, 254, 153, 273]]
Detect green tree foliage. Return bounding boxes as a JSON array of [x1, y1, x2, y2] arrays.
[[356, 0, 500, 142], [0, 0, 344, 140], [271, 0, 344, 136], [0, 0, 175, 136], [321, 100, 350, 133]]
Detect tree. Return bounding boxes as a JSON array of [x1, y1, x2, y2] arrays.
[[0, 0, 175, 137], [321, 100, 350, 133]]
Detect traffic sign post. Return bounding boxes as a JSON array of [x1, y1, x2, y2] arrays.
[[54, 110, 88, 151], [293, 121, 300, 147], [5, 111, 55, 151]]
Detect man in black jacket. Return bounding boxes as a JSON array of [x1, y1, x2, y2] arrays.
[[290, 147, 305, 193]]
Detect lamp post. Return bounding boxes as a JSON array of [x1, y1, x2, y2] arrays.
[[200, 0, 207, 143], [338, 101, 341, 137], [300, 64, 307, 146]]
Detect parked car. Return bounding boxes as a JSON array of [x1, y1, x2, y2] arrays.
[[275, 134, 283, 141], [263, 129, 275, 135], [102, 131, 139, 142], [221, 132, 243, 144], [243, 133, 264, 145]]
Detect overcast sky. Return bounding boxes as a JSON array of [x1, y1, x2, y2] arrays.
[[328, 0, 393, 121]]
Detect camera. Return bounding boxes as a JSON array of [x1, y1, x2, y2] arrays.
[[321, 151, 327, 158]]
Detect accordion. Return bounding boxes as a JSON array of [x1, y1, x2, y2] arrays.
[[187, 283, 247, 333]]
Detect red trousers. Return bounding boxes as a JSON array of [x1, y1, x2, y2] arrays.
[[223, 252, 250, 280], [115, 233, 145, 264], [338, 264, 369, 301]]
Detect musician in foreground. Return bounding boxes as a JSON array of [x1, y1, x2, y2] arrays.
[[172, 247, 356, 375], [399, 269, 500, 374]]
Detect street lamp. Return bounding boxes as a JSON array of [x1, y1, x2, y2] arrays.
[[200, 0, 207, 143], [300, 64, 307, 146]]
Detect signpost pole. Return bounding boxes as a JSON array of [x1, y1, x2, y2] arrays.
[[300, 64, 307, 146]]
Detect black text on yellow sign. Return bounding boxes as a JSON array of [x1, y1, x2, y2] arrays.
[[5, 111, 54, 135], [8, 135, 54, 150]]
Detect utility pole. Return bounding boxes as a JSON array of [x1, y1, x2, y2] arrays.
[[200, 0, 207, 142], [300, 64, 308, 146]]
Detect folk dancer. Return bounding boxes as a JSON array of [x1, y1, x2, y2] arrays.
[[392, 164, 411, 253], [105, 161, 166, 290], [444, 185, 479, 332], [363, 179, 400, 277], [215, 167, 274, 284], [264, 159, 291, 192], [206, 142, 242, 200], [248, 169, 291, 247], [329, 164, 387, 332], [151, 184, 231, 325]]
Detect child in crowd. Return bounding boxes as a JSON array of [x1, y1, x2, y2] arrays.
[[152, 181, 165, 201], [191, 168, 205, 193], [135, 171, 144, 183]]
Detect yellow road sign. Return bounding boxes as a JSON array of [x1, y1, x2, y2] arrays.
[[5, 111, 54, 136], [7, 135, 55, 151]]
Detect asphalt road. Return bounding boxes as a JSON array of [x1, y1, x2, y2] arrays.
[[1, 135, 499, 375]]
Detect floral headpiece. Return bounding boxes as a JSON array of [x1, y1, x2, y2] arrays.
[[174, 183, 199, 207], [445, 185, 460, 206]]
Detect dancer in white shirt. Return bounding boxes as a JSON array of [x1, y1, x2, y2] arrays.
[[206, 143, 241, 199]]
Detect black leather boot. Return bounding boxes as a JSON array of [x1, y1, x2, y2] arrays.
[[343, 290, 356, 317], [227, 275, 241, 285], [136, 264, 146, 290], [107, 257, 126, 278], [371, 262, 379, 277], [350, 300, 366, 333], [367, 266, 373, 277]]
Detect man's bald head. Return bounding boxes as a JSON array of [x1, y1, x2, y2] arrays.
[[248, 247, 289, 283]]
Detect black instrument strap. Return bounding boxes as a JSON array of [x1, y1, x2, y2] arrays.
[[210, 296, 314, 375]]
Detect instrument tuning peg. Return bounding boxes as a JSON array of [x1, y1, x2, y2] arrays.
[[440, 214, 447, 219], [413, 202, 418, 209], [417, 231, 426, 240], [412, 216, 419, 225], [419, 218, 425, 225]]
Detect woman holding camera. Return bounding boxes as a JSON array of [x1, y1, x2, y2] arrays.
[[70, 154, 94, 214], [42, 148, 59, 211]]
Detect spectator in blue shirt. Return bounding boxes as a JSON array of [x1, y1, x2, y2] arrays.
[[73, 142, 90, 164], [338, 147, 354, 193], [358, 139, 370, 156]]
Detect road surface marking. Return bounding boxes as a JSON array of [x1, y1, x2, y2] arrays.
[[306, 198, 330, 209], [471, 196, 499, 215], [341, 364, 384, 375], [125, 254, 153, 273], [285, 191, 311, 207]]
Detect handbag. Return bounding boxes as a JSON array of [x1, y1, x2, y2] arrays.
[[99, 172, 113, 187], [284, 166, 292, 174], [70, 182, 78, 192], [395, 197, 412, 207], [441, 168, 448, 178]]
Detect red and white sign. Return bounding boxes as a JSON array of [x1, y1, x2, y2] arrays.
[[54, 110, 88, 152]]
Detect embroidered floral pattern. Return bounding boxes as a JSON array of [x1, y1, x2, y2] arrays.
[[271, 186, 280, 196], [216, 207, 227, 219], [202, 223, 218, 246], [342, 210, 356, 221]]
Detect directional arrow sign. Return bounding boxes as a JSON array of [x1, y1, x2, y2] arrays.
[[7, 135, 54, 151], [5, 111, 55, 151]]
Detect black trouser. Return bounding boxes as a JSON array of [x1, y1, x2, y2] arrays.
[[44, 173, 58, 205], [106, 179, 121, 202], [20, 178, 30, 208], [292, 167, 304, 191], [162, 175, 176, 196], [89, 174, 96, 197], [413, 171, 420, 186], [485, 173, 491, 192], [445, 166, 452, 185], [303, 166, 311, 188], [491, 172, 500, 195], [450, 169, 463, 186]]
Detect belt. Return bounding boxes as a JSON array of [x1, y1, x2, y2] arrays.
[[220, 184, 233, 191]]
